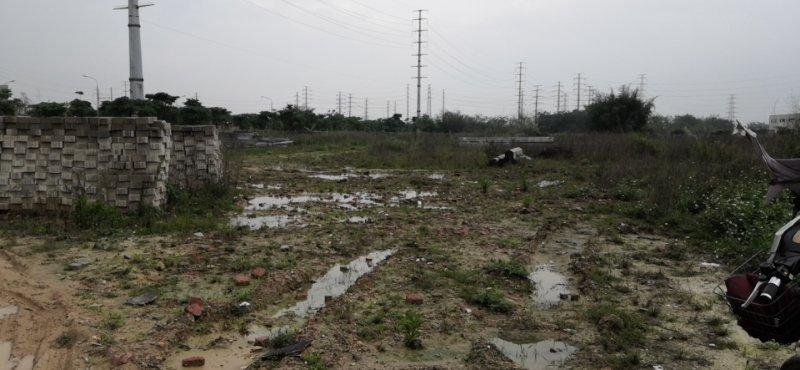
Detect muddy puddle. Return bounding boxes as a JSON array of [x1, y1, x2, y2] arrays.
[[490, 337, 577, 370], [368, 172, 390, 179], [529, 265, 569, 308], [275, 249, 395, 318], [167, 250, 395, 368], [246, 192, 382, 211], [0, 305, 18, 320], [309, 174, 359, 181], [346, 216, 371, 224], [230, 215, 300, 230], [390, 190, 438, 205]]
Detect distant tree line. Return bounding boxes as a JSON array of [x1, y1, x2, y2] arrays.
[[0, 86, 767, 135]]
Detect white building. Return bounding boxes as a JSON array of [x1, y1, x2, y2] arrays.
[[769, 113, 800, 131]]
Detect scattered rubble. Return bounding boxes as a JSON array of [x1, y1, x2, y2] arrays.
[[125, 293, 157, 306]]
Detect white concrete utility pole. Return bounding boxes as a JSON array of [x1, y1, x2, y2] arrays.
[[115, 0, 153, 100]]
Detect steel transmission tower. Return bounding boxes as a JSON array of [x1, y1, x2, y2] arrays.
[[533, 85, 541, 125], [516, 62, 525, 120], [727, 94, 737, 123], [556, 82, 562, 113], [406, 84, 410, 121], [574, 73, 582, 110], [441, 89, 445, 117], [426, 84, 432, 116], [115, 0, 153, 100], [413, 10, 427, 120], [638, 74, 647, 98]]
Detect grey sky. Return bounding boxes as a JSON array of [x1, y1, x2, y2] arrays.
[[1, 0, 798, 122]]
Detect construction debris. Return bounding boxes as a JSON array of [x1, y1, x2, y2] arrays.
[[490, 147, 532, 166]]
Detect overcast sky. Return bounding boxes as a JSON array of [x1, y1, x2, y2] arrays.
[[1, 0, 799, 122]]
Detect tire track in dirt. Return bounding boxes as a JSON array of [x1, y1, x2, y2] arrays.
[[0, 250, 80, 370]]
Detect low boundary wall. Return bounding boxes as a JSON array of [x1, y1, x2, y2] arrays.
[[0, 116, 223, 211]]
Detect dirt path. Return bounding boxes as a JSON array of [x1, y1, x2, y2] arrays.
[[0, 250, 82, 370]]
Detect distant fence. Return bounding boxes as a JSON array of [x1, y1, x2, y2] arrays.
[[0, 117, 222, 212], [458, 136, 555, 145]]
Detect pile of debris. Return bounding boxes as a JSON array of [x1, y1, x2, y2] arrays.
[[489, 147, 532, 166]]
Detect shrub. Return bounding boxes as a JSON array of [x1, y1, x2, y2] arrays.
[[396, 310, 424, 349]]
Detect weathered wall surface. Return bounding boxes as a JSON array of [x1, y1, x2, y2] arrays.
[[0, 117, 223, 212], [169, 125, 223, 189]]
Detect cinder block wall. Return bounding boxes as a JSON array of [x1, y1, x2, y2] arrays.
[[169, 125, 224, 189], [0, 117, 223, 212]]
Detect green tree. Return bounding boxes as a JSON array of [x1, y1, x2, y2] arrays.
[[99, 97, 157, 117], [145, 92, 179, 106], [275, 105, 319, 131], [29, 102, 68, 117], [585, 86, 654, 132], [66, 99, 96, 117], [209, 107, 231, 126], [413, 115, 437, 132], [0, 87, 25, 116], [179, 98, 211, 124]]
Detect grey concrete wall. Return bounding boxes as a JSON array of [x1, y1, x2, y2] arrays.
[[0, 117, 223, 212], [168, 125, 223, 189]]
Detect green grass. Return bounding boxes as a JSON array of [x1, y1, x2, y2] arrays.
[[0, 183, 240, 239], [585, 304, 646, 352], [103, 311, 125, 331], [485, 260, 528, 280], [462, 288, 513, 313]]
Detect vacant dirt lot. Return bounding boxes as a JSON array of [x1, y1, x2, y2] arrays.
[[0, 134, 793, 369]]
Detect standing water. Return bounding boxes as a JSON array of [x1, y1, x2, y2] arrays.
[[529, 264, 569, 308], [490, 338, 577, 370], [275, 249, 395, 318]]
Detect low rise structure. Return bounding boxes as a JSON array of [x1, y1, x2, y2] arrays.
[[769, 113, 800, 131]]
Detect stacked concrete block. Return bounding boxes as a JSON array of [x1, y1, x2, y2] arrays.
[[168, 125, 224, 189], [0, 116, 172, 211]]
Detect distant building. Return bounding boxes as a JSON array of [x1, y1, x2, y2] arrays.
[[769, 113, 800, 131]]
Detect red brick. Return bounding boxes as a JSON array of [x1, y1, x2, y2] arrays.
[[405, 292, 424, 305], [234, 274, 251, 286], [185, 297, 204, 318], [250, 267, 267, 278], [107, 347, 133, 366], [182, 356, 205, 367], [253, 336, 269, 347]]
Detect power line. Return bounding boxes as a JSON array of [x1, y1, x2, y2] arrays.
[[312, 0, 408, 31], [276, 0, 407, 40], [238, 0, 405, 49], [346, 0, 410, 22]]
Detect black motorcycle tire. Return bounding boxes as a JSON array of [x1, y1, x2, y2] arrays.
[[781, 355, 800, 370]]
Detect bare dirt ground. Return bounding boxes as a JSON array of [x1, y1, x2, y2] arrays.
[[0, 143, 796, 369]]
